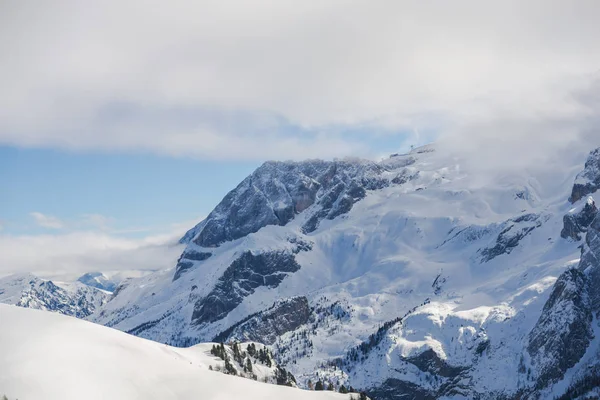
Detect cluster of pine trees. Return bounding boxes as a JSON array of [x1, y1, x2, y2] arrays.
[[209, 341, 298, 387], [273, 298, 354, 367], [344, 299, 430, 367], [306, 379, 367, 398], [209, 342, 238, 375]]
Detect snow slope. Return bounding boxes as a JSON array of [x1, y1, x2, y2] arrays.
[[0, 304, 355, 400], [90, 144, 600, 398]]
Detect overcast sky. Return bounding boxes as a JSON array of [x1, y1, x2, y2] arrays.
[[1, 0, 599, 279]]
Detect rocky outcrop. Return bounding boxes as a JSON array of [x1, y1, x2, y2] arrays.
[[173, 249, 212, 281], [181, 157, 416, 247], [191, 251, 302, 325], [570, 148, 600, 203], [367, 379, 436, 400], [479, 213, 543, 262], [579, 212, 600, 311], [561, 196, 598, 241], [404, 349, 467, 379], [527, 267, 593, 389], [527, 200, 600, 391], [213, 297, 311, 345]]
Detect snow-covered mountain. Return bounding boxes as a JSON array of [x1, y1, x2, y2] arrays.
[[77, 271, 119, 292], [91, 144, 600, 399], [0, 304, 357, 400], [0, 273, 109, 318]]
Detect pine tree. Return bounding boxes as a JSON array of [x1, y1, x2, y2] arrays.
[[224, 357, 237, 375], [327, 382, 334, 391], [246, 343, 256, 357], [307, 379, 314, 390], [232, 341, 242, 363], [339, 385, 349, 394], [315, 381, 324, 391], [246, 357, 253, 373]]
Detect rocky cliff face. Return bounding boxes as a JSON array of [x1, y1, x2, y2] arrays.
[[173, 249, 212, 281], [214, 297, 311, 345], [570, 148, 600, 203], [479, 213, 545, 262], [561, 196, 598, 241], [191, 250, 303, 326], [181, 157, 417, 248], [527, 267, 593, 389]]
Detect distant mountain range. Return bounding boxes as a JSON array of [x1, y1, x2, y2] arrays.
[[0, 273, 109, 318]]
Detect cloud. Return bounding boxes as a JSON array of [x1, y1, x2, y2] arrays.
[[436, 75, 600, 184], [30, 212, 65, 229], [1, 0, 599, 159], [0, 229, 185, 281]]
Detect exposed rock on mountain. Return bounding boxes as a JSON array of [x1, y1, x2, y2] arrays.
[[570, 148, 600, 203], [561, 196, 598, 240], [214, 296, 311, 345], [527, 267, 593, 389], [479, 213, 545, 262], [173, 249, 212, 281], [181, 158, 417, 247], [192, 250, 302, 326]]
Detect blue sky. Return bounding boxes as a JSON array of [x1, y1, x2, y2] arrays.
[[0, 146, 261, 237]]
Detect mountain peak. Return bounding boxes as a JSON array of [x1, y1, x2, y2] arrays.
[[180, 155, 419, 248]]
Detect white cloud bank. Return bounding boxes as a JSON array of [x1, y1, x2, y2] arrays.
[[0, 230, 185, 281], [1, 0, 599, 160]]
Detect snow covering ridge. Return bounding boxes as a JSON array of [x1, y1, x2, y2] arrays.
[[0, 304, 358, 400]]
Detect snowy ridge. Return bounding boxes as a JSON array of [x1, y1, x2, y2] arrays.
[[0, 304, 359, 400], [91, 144, 600, 399]]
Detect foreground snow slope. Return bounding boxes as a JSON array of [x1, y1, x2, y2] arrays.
[[0, 304, 351, 400]]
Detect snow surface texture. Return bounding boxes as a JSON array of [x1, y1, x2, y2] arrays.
[[90, 145, 600, 399], [0, 304, 356, 400], [0, 273, 108, 318]]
